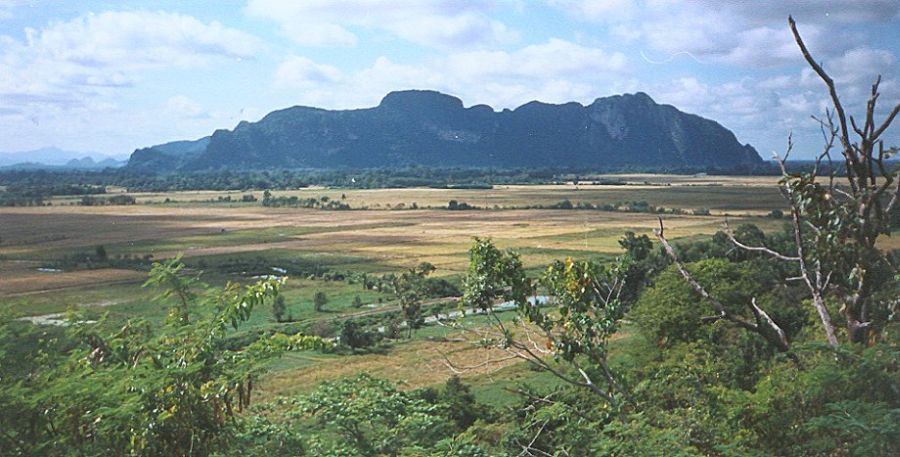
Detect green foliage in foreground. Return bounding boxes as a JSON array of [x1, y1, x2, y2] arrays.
[[0, 257, 326, 456], [462, 237, 633, 410], [1, 229, 897, 456], [452, 235, 898, 456]]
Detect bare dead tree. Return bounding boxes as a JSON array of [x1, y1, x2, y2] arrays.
[[655, 17, 899, 349], [786, 16, 899, 345]]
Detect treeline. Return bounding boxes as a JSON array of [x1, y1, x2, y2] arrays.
[[525, 199, 709, 214], [182, 254, 461, 300], [261, 191, 350, 209], [1, 161, 890, 195], [441, 198, 774, 217], [78, 195, 136, 206], [40, 245, 154, 271], [0, 163, 799, 197], [0, 183, 105, 206]]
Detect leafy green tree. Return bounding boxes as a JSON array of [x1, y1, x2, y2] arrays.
[[223, 413, 307, 456], [272, 295, 287, 322], [594, 413, 707, 457], [500, 385, 610, 456], [461, 238, 530, 312], [0, 257, 326, 456], [460, 238, 631, 410], [439, 376, 488, 430], [632, 259, 775, 348], [339, 319, 375, 351], [618, 231, 652, 261], [391, 262, 436, 337], [313, 290, 327, 312], [744, 344, 899, 456], [617, 231, 666, 305], [295, 375, 455, 455], [94, 244, 108, 261]]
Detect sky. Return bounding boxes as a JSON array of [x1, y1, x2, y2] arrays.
[[0, 0, 898, 160]]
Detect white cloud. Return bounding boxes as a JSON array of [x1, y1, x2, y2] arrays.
[[827, 47, 896, 85], [652, 76, 797, 138], [550, 0, 893, 68], [0, 10, 263, 113], [272, 38, 630, 109], [245, 0, 518, 48], [21, 11, 260, 67], [446, 39, 627, 82], [546, 0, 638, 23], [777, 92, 818, 114], [166, 95, 206, 118], [275, 56, 345, 87], [649, 49, 899, 158], [0, 0, 25, 19]]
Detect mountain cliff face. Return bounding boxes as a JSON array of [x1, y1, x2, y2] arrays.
[[127, 90, 762, 171]]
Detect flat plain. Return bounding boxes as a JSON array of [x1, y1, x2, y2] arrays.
[[0, 175, 834, 397]]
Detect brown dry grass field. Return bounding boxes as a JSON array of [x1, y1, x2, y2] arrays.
[[256, 337, 518, 400], [43, 174, 790, 213], [0, 206, 773, 287], [0, 176, 841, 309]]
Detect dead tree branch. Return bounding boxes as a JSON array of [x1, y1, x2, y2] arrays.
[[785, 16, 896, 345], [654, 218, 791, 352]]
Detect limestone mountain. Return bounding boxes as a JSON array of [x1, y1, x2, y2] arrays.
[[127, 90, 762, 171]]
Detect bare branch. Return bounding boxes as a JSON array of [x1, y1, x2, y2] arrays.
[[787, 191, 840, 346], [438, 314, 616, 403], [517, 420, 550, 457], [872, 102, 900, 140], [655, 218, 752, 327], [512, 339, 614, 403], [789, 16, 861, 193], [655, 218, 795, 352], [439, 351, 518, 375], [724, 222, 800, 262], [747, 298, 790, 352]]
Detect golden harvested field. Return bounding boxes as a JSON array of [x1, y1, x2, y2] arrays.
[[0, 179, 785, 320], [1, 205, 769, 288], [43, 175, 790, 214], [1, 179, 788, 307]]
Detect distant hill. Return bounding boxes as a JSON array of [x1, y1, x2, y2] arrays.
[[127, 137, 210, 171], [0, 147, 126, 170], [126, 90, 762, 172]]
